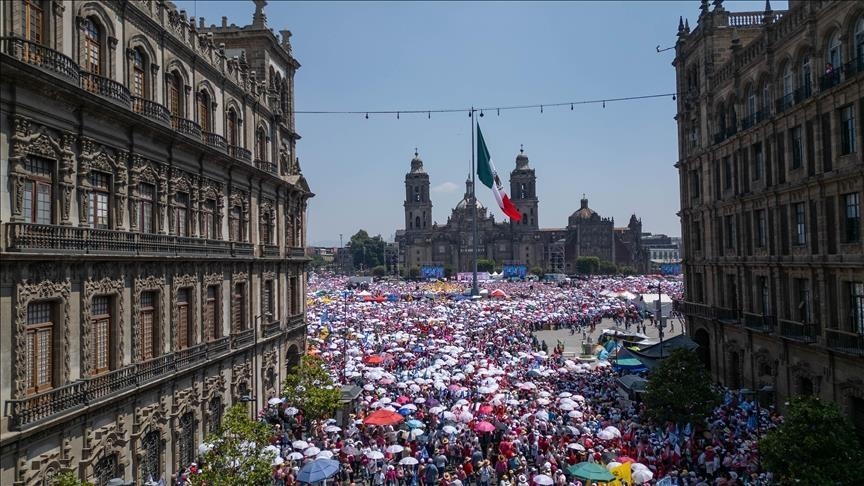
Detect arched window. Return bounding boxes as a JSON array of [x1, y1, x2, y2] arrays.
[[226, 108, 239, 147], [167, 71, 183, 117], [826, 31, 842, 70], [414, 215, 420, 229], [855, 18, 864, 70], [255, 127, 267, 161], [24, 0, 44, 44], [745, 85, 756, 126], [800, 55, 811, 97], [139, 431, 161, 484], [197, 89, 211, 133], [130, 48, 147, 98], [761, 81, 771, 117], [716, 102, 726, 136], [82, 17, 102, 75], [782, 62, 794, 108]]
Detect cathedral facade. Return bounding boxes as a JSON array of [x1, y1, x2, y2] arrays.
[[396, 151, 648, 274]]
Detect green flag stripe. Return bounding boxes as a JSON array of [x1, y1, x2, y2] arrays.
[[476, 124, 494, 189]]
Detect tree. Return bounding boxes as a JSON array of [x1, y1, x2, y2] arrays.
[[371, 265, 387, 277], [760, 396, 864, 485], [191, 404, 275, 486], [598, 260, 617, 275], [643, 348, 719, 425], [309, 253, 327, 270], [476, 259, 495, 273], [530, 266, 545, 277], [617, 265, 637, 276], [408, 266, 420, 279], [348, 230, 386, 271], [575, 256, 600, 275], [52, 472, 93, 486], [281, 354, 341, 423]]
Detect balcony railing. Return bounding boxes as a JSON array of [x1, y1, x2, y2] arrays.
[[715, 307, 741, 324], [680, 301, 711, 319], [254, 158, 278, 174], [286, 315, 306, 333], [825, 328, 864, 357], [230, 328, 255, 348], [202, 131, 227, 152], [131, 96, 171, 124], [0, 36, 81, 84], [232, 241, 254, 256], [743, 312, 775, 333], [262, 244, 280, 257], [228, 145, 252, 162], [779, 319, 819, 343], [84, 366, 137, 402], [263, 320, 283, 338], [208, 336, 230, 356], [775, 94, 794, 114], [172, 115, 202, 139], [176, 343, 208, 370], [136, 353, 176, 383], [6, 223, 235, 256], [5, 381, 84, 429], [288, 247, 307, 258], [81, 71, 131, 106]]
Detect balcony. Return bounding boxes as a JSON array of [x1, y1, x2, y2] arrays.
[[232, 241, 254, 256], [680, 301, 711, 319], [742, 312, 776, 333], [262, 320, 283, 338], [135, 353, 176, 383], [779, 319, 819, 343], [825, 328, 864, 357], [171, 115, 202, 139], [228, 145, 252, 162], [775, 94, 794, 114], [131, 96, 170, 125], [176, 343, 208, 370], [6, 223, 235, 257], [286, 314, 306, 333], [261, 244, 280, 257], [820, 68, 842, 91], [5, 381, 84, 429], [81, 71, 131, 107], [202, 131, 227, 152], [255, 158, 278, 174], [84, 366, 137, 402], [288, 247, 307, 259], [0, 36, 81, 85], [715, 307, 741, 324], [208, 336, 230, 356], [230, 328, 255, 348]]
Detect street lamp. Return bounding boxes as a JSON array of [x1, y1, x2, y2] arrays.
[[653, 280, 666, 358]]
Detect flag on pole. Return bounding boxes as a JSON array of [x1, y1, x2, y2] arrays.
[[476, 124, 522, 222]]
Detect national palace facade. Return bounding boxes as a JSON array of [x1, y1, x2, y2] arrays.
[[0, 1, 312, 484], [675, 0, 864, 431], [396, 150, 648, 274]]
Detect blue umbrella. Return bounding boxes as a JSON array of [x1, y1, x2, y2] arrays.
[[398, 408, 413, 416], [297, 458, 341, 484], [406, 419, 425, 429]]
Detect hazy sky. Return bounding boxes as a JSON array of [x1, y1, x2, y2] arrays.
[[177, 0, 784, 246]]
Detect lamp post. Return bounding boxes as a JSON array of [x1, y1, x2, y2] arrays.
[[654, 280, 666, 359], [339, 234, 344, 275]]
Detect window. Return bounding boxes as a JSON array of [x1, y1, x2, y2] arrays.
[[229, 206, 243, 242], [198, 89, 211, 133], [25, 301, 53, 393], [689, 170, 700, 200], [93, 453, 118, 486], [174, 192, 189, 237], [140, 431, 161, 485], [753, 143, 763, 180], [725, 215, 736, 249], [208, 396, 223, 434], [692, 220, 702, 252], [796, 278, 811, 323], [139, 183, 155, 233], [232, 283, 247, 331], [226, 108, 239, 147], [204, 285, 220, 341], [24, 0, 44, 44], [176, 288, 192, 349], [800, 56, 811, 98], [758, 276, 771, 315], [22, 158, 53, 224], [756, 209, 767, 248], [761, 82, 771, 117], [201, 199, 217, 240], [91, 296, 112, 374], [131, 48, 146, 98], [139, 291, 158, 361], [840, 105, 856, 155], [263, 280, 274, 322], [794, 202, 806, 245], [167, 71, 182, 116], [260, 210, 273, 245], [746, 86, 756, 124], [177, 412, 196, 470], [782, 62, 794, 107], [845, 193, 861, 243], [791, 126, 803, 169], [89, 171, 110, 229], [414, 186, 421, 202], [850, 281, 864, 334], [255, 127, 267, 161], [723, 156, 732, 190], [82, 18, 102, 75], [827, 32, 842, 72], [857, 18, 864, 70]]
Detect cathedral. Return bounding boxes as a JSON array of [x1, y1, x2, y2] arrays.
[[395, 150, 648, 274]]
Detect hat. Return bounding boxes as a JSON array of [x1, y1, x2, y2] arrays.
[[518, 475, 527, 483]]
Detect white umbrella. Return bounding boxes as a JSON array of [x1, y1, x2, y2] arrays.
[[429, 406, 445, 414], [197, 443, 214, 455], [366, 451, 385, 460], [268, 397, 284, 406], [597, 429, 616, 440], [316, 450, 335, 459], [566, 443, 585, 452], [285, 407, 300, 416], [533, 474, 554, 485], [442, 425, 458, 434], [632, 468, 653, 484], [272, 455, 285, 466], [535, 410, 549, 421], [303, 446, 321, 457], [399, 457, 419, 466], [288, 451, 304, 461], [386, 445, 404, 454], [292, 440, 310, 450], [410, 428, 424, 438], [558, 392, 573, 398], [263, 445, 281, 456], [325, 425, 342, 433], [568, 410, 584, 419], [603, 426, 622, 438]]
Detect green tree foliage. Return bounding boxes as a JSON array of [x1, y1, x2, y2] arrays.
[[191, 404, 275, 486], [444, 266, 454, 278], [371, 265, 387, 277], [575, 256, 600, 275], [760, 396, 864, 485], [530, 266, 545, 277], [348, 230, 386, 270], [617, 265, 637, 276], [309, 253, 327, 270], [52, 472, 93, 486], [408, 266, 420, 279], [476, 259, 496, 272], [598, 260, 617, 275], [643, 349, 719, 425], [282, 355, 341, 422]]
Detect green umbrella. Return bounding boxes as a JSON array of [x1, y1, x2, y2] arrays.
[[567, 462, 615, 482]]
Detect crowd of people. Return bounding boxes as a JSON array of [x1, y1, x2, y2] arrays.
[[185, 274, 780, 486]]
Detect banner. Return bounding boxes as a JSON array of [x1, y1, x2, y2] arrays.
[[457, 272, 491, 282], [502, 264, 527, 279], [421, 265, 445, 279]]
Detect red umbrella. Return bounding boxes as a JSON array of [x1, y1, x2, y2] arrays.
[[478, 405, 494, 415], [616, 456, 636, 463], [364, 355, 384, 365], [474, 421, 496, 433], [363, 409, 404, 426], [396, 396, 411, 404]]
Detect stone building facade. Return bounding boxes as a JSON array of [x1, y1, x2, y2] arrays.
[[675, 0, 864, 431], [0, 1, 312, 484], [396, 151, 648, 274]]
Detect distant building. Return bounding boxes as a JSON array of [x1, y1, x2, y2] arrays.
[[642, 233, 682, 272], [395, 150, 648, 274]]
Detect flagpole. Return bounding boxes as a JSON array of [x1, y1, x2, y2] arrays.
[[471, 107, 479, 297]]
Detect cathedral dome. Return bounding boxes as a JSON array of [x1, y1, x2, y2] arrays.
[[456, 177, 484, 210], [410, 150, 425, 173], [515, 146, 530, 170], [569, 195, 597, 221]]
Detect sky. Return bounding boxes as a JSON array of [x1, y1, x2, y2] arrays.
[[176, 0, 785, 247]]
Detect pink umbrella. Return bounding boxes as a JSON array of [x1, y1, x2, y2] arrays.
[[474, 421, 496, 433], [396, 396, 411, 404], [478, 404, 494, 414]]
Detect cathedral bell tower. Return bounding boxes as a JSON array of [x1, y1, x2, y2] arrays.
[[404, 150, 432, 232], [510, 146, 538, 230]]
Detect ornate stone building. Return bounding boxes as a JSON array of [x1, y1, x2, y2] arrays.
[[675, 0, 864, 430], [396, 151, 648, 274], [0, 1, 312, 484]]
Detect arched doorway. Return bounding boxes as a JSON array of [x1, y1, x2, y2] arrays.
[[693, 328, 711, 371], [286, 344, 300, 371], [728, 351, 742, 390]]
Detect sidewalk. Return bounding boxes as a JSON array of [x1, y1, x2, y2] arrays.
[[532, 316, 685, 355]]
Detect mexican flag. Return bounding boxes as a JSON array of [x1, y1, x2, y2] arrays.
[[477, 124, 522, 222]]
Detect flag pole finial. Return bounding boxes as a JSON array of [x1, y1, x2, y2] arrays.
[[520, 144, 524, 154], [414, 148, 418, 157]]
